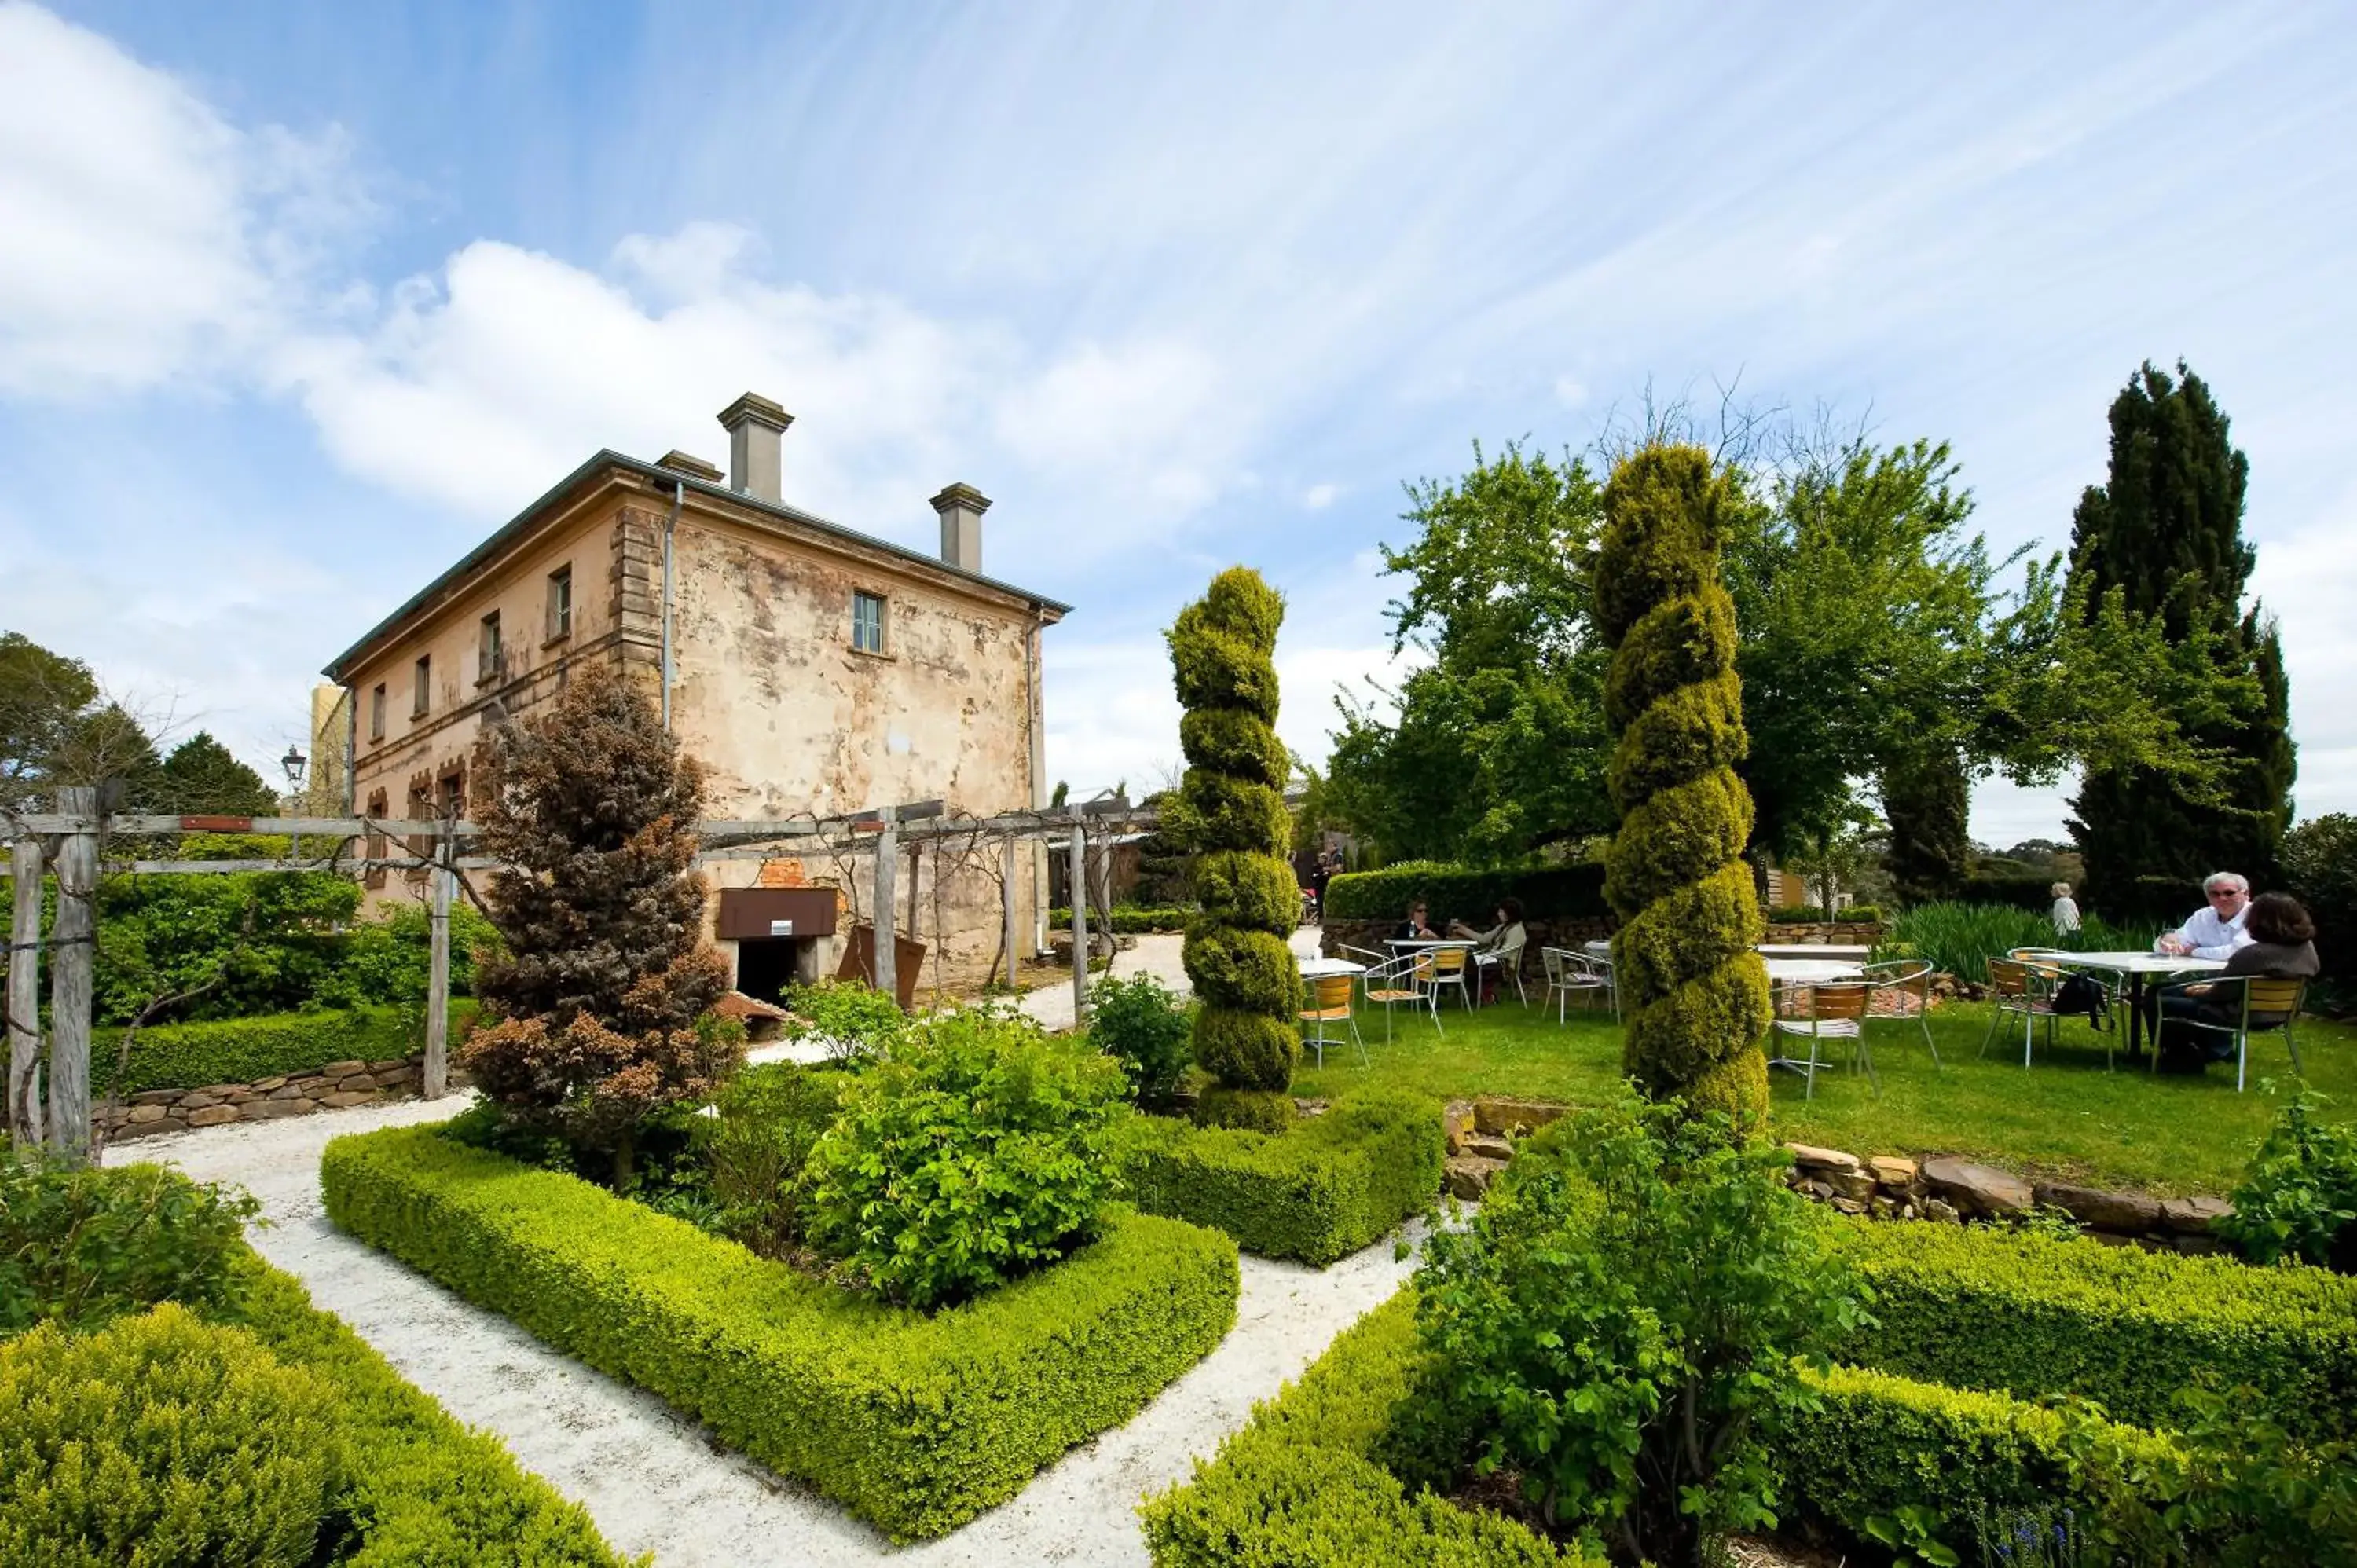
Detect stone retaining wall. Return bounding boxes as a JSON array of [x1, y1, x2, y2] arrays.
[[99, 1053, 452, 1141], [1760, 921, 1887, 944]]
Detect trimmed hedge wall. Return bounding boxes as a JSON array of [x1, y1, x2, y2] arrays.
[[229, 1250, 632, 1566], [1958, 873, 2057, 912], [1120, 1090, 1445, 1266], [1324, 862, 1610, 925], [1141, 1291, 1594, 1566], [1835, 1219, 2357, 1440], [93, 1002, 475, 1095], [1142, 1288, 2175, 1567], [322, 1123, 1239, 1541], [1050, 906, 1197, 934]]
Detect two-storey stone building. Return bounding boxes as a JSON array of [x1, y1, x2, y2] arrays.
[[320, 393, 1069, 998]]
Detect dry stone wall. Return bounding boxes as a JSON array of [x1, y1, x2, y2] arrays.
[[100, 1053, 454, 1141]]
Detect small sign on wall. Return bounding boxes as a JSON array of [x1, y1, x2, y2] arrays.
[[768, 919, 794, 937]]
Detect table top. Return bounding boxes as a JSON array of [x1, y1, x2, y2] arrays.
[[1756, 943, 1875, 961], [1384, 936, 1476, 949], [1297, 956, 1368, 978], [1764, 958, 1867, 985], [2029, 951, 2228, 975], [1583, 940, 1612, 957]]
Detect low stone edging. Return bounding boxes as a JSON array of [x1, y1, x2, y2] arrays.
[[99, 1053, 454, 1141], [1435, 1097, 2232, 1254]]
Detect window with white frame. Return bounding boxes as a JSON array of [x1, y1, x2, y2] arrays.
[[852, 590, 886, 654]]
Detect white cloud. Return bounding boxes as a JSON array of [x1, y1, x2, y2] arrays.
[[0, 2, 363, 397], [1302, 483, 1340, 511], [1552, 376, 1589, 408]]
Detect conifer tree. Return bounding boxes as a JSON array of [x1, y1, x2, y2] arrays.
[[1879, 746, 1970, 907], [2067, 363, 2295, 913], [459, 662, 736, 1183], [1596, 445, 1772, 1132], [1164, 568, 1299, 1127]]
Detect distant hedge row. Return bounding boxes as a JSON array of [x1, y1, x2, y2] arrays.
[[1323, 863, 1610, 925], [91, 1002, 475, 1095]]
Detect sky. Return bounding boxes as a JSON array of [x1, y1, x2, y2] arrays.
[[3, 2, 2353, 845]]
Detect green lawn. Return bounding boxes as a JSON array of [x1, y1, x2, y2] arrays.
[[1287, 991, 2355, 1197]]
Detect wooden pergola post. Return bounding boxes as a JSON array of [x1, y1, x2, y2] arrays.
[[7, 834, 44, 1143], [47, 787, 97, 1163], [1001, 833, 1018, 990], [872, 810, 898, 1005], [423, 824, 453, 1099], [1068, 819, 1088, 1020]]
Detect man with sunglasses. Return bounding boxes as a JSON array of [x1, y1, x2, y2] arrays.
[[2154, 872, 2256, 959]]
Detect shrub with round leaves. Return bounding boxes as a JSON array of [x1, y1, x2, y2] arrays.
[[1595, 444, 1773, 1131], [801, 1009, 1132, 1309], [1166, 568, 1301, 1105], [0, 1304, 346, 1568]]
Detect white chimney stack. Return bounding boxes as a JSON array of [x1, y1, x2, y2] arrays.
[[929, 483, 990, 573], [717, 393, 792, 503]]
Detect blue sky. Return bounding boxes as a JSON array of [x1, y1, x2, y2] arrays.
[[4, 2, 2353, 844]]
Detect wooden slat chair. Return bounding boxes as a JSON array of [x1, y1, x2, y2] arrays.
[[1768, 981, 1876, 1100], [1861, 958, 1939, 1067], [2154, 974, 2308, 1092], [1356, 950, 1439, 1042], [1417, 943, 1475, 1013], [1298, 970, 1365, 1068], [1539, 947, 1607, 1023], [1978, 957, 2062, 1067]]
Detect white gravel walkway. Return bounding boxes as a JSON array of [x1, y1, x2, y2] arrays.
[[108, 1080, 1419, 1566]]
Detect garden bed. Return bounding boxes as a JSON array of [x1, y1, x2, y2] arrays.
[[1120, 1089, 1445, 1265], [322, 1122, 1242, 1541]]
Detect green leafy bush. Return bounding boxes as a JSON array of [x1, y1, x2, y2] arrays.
[[2283, 812, 2357, 983], [1050, 904, 1198, 934], [1324, 860, 1609, 924], [1088, 971, 1194, 1103], [0, 1305, 345, 1568], [90, 1002, 467, 1095], [1409, 1094, 1867, 1563], [1768, 903, 1828, 922], [316, 899, 504, 1009], [1957, 872, 2062, 911], [779, 977, 905, 1059], [803, 1009, 1131, 1307], [2220, 1088, 2357, 1273], [1834, 1218, 2357, 1440], [1140, 1290, 1600, 1566], [0, 1152, 258, 1336], [1121, 1090, 1442, 1264], [322, 1122, 1237, 1541], [698, 1062, 845, 1257]]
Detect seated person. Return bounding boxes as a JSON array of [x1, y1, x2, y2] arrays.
[[2050, 881, 2081, 935], [1392, 901, 1436, 942], [2154, 872, 2255, 959], [1450, 898, 1529, 998], [2157, 892, 2319, 1068]]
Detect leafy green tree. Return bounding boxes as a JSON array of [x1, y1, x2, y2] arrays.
[[0, 632, 99, 811], [1596, 444, 1772, 1129], [1164, 568, 1299, 1123], [155, 733, 277, 816], [2067, 362, 2296, 914]]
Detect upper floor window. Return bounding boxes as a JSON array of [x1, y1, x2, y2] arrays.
[[368, 683, 386, 741], [478, 611, 504, 683], [852, 590, 887, 654], [547, 565, 573, 641], [412, 654, 431, 717]]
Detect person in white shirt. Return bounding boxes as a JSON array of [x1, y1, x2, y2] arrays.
[[2050, 882, 2081, 936], [2154, 871, 2255, 959]]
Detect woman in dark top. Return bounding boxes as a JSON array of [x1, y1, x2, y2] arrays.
[[2164, 892, 2317, 1064], [1393, 901, 1435, 942]]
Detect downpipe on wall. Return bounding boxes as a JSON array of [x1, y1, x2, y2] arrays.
[[662, 477, 683, 731]]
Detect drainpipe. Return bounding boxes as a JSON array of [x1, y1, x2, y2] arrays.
[[1026, 604, 1048, 957], [661, 478, 683, 731]]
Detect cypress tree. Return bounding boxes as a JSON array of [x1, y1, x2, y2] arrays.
[[1596, 445, 1773, 1132], [1880, 746, 1970, 907], [2067, 363, 2295, 914], [1164, 568, 1299, 1128]]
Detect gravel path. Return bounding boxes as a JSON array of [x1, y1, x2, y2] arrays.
[[108, 1064, 1418, 1566]]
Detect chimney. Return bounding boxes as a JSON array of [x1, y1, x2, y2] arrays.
[[929, 483, 991, 573], [654, 449, 722, 483], [716, 393, 792, 503]]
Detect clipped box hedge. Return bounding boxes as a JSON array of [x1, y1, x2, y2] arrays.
[[1050, 905, 1198, 933], [1121, 1090, 1445, 1266], [323, 1123, 1239, 1541], [93, 1002, 475, 1095], [1836, 1219, 2357, 1440], [1324, 862, 1608, 925]]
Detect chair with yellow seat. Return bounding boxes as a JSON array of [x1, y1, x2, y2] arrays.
[[1416, 943, 1475, 1013], [1298, 970, 1365, 1068], [1358, 951, 1439, 1041]]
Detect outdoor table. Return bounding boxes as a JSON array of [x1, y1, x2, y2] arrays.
[[1762, 958, 1867, 987], [1583, 939, 1613, 959], [2032, 951, 2227, 1061], [1297, 955, 1368, 980], [1756, 943, 1874, 962]]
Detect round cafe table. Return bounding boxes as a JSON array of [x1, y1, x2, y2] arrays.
[[2029, 951, 2225, 1061]]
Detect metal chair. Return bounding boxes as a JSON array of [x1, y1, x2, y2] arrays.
[[1475, 929, 1528, 1006], [1861, 958, 1939, 1067], [2153, 974, 2307, 1091], [1297, 970, 1365, 1068], [1539, 947, 1607, 1023], [1416, 943, 1475, 1013], [1768, 981, 1875, 1099], [1358, 951, 1439, 1041], [1979, 957, 2062, 1067]]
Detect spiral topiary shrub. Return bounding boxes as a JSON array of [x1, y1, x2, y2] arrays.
[[1165, 568, 1300, 1117], [1594, 444, 1772, 1132]]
